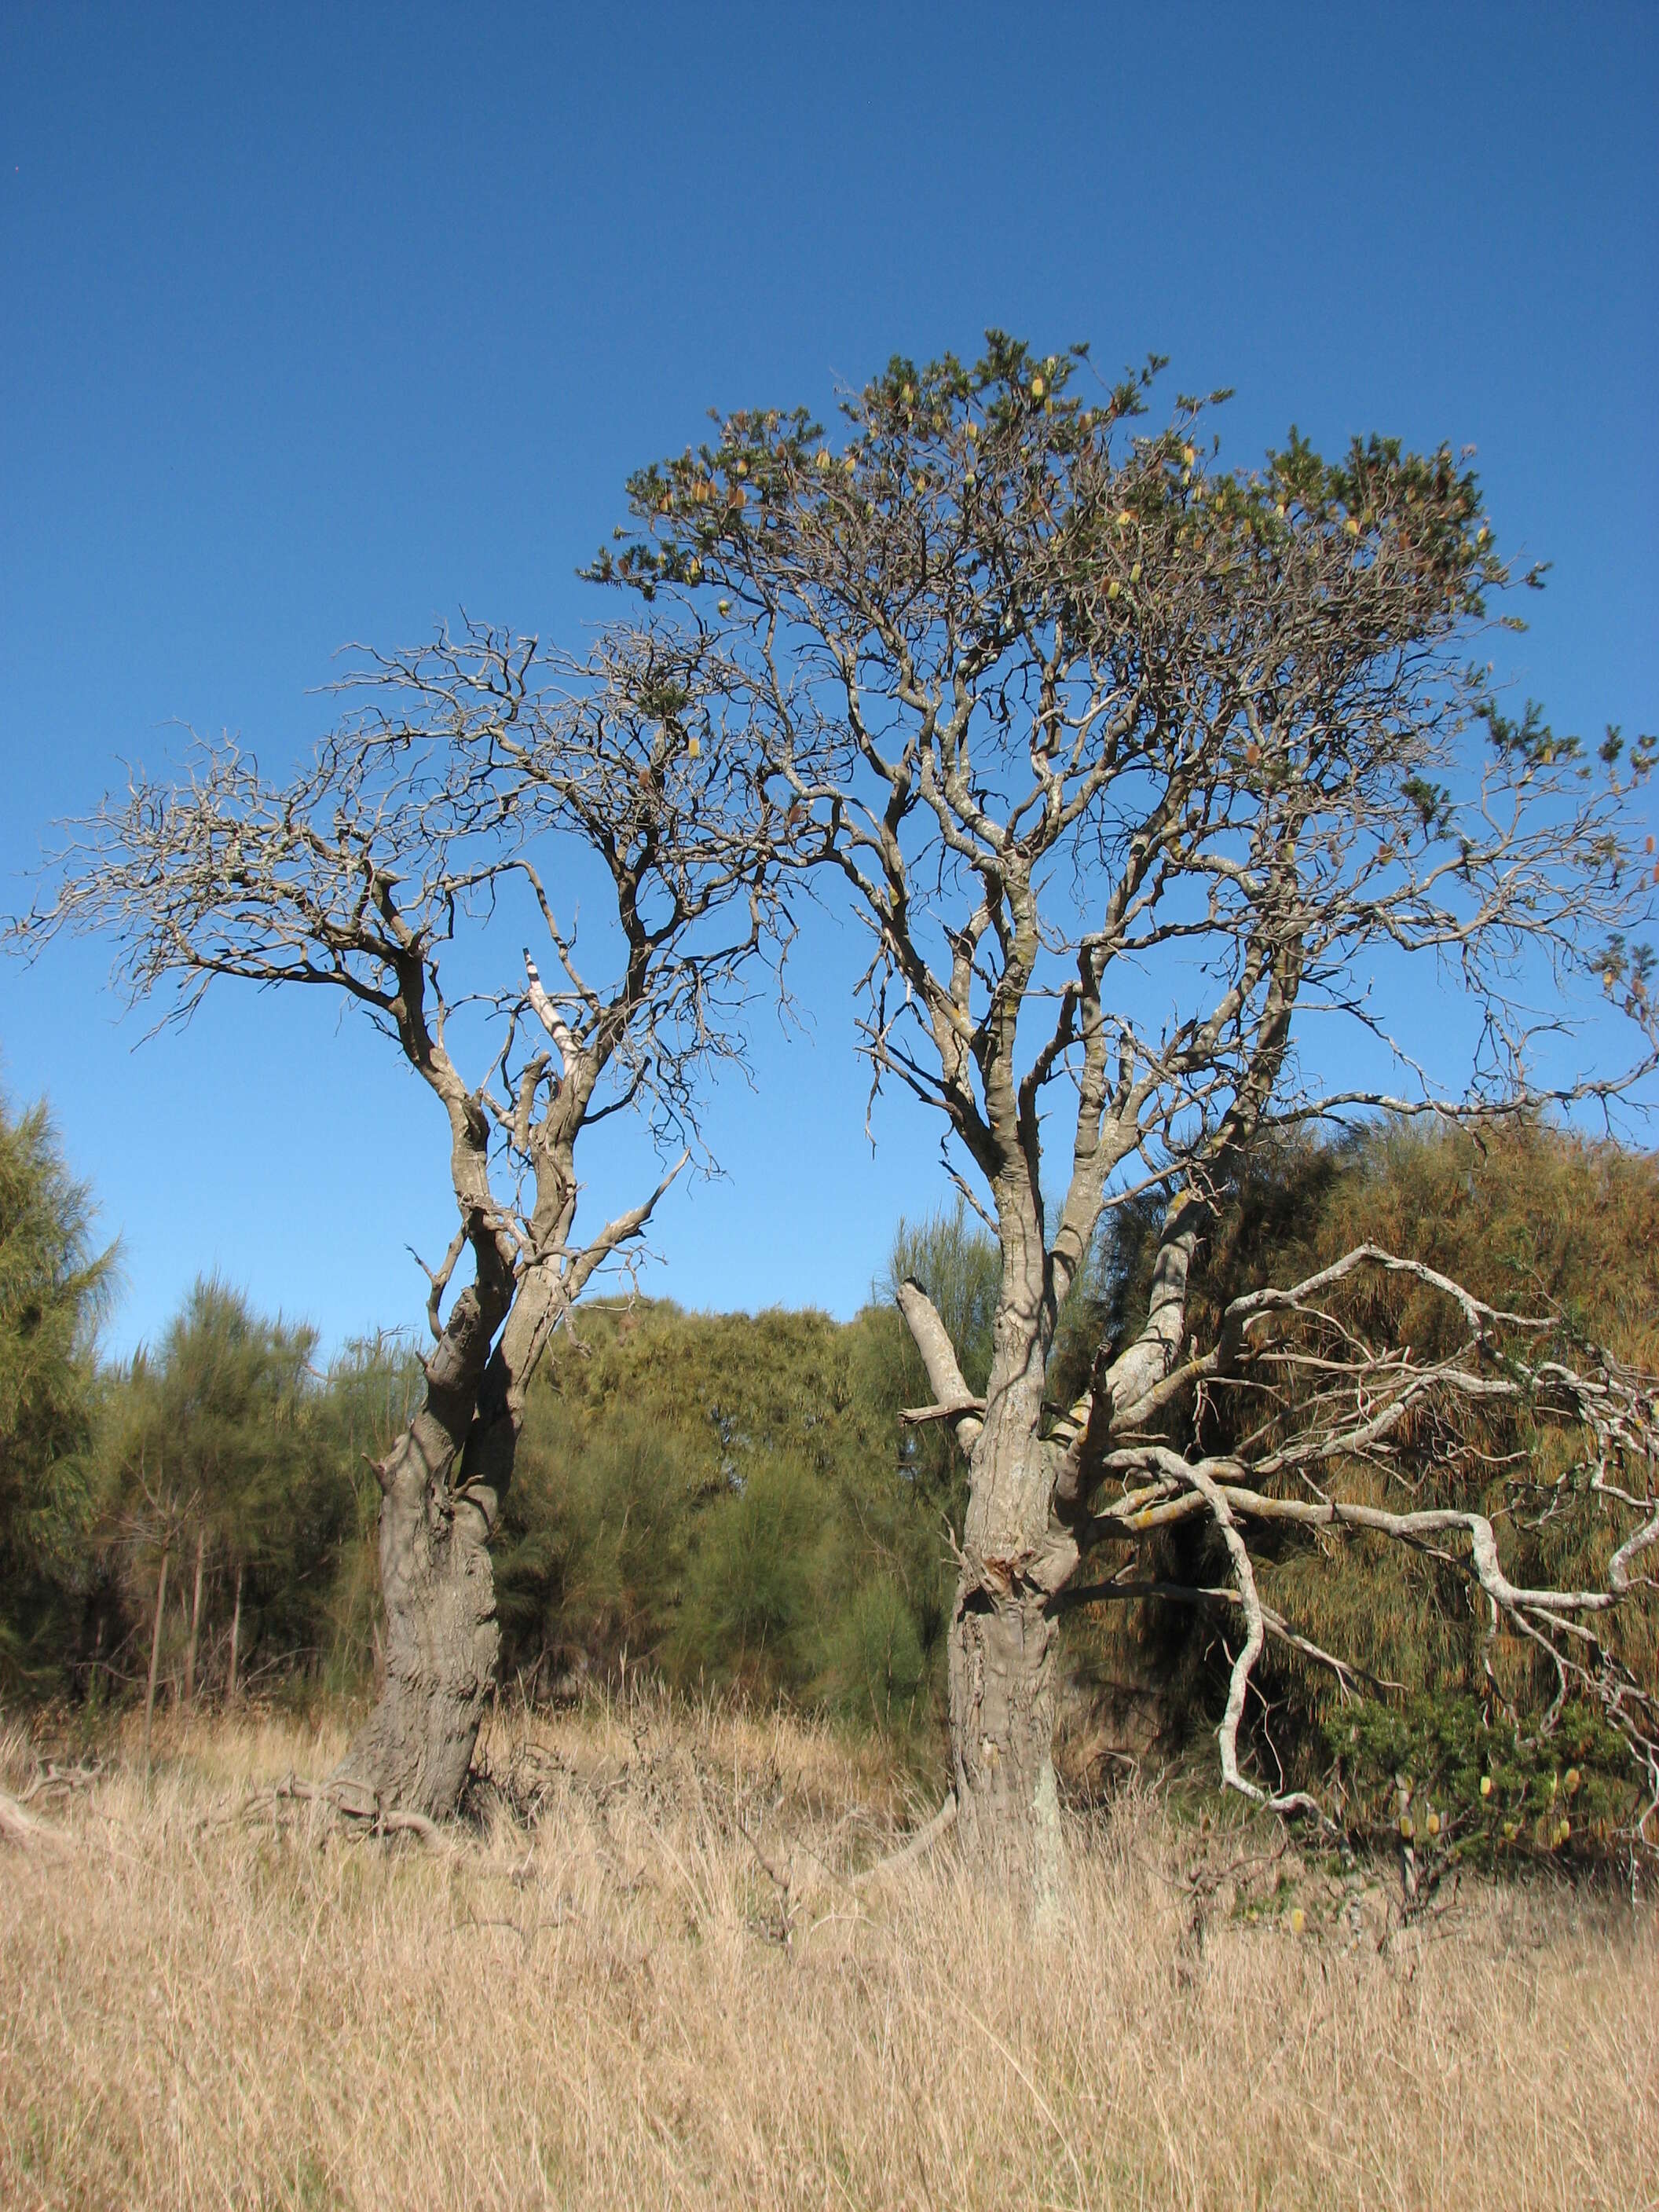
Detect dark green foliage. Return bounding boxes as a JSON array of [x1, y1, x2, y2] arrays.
[[493, 1291, 955, 1738], [493, 1406, 698, 1686], [10, 1096, 1653, 1870], [5, 1229, 962, 1741], [822, 1573, 928, 1732], [676, 1457, 832, 1691], [1325, 1696, 1635, 1874], [0, 1087, 117, 1687], [82, 1292, 433, 1709]]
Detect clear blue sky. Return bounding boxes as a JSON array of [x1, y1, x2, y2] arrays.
[[2, 2, 1655, 1357]]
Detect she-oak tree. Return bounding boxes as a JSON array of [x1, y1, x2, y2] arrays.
[[13, 625, 807, 1819], [595, 335, 1659, 1890]]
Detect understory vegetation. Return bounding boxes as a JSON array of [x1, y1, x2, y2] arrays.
[[4, 1080, 1656, 1872], [2, 1697, 1654, 2211]]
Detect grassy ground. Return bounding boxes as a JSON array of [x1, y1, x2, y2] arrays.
[[2, 1694, 1654, 2210]]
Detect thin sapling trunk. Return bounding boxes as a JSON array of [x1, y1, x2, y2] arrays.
[[184, 1525, 205, 1710], [226, 1559, 243, 1705], [142, 1542, 169, 1772]]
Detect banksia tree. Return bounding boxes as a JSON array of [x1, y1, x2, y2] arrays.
[[599, 335, 1659, 1892]]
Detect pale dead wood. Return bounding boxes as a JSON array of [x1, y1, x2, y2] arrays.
[[237, 1771, 451, 1851], [849, 1791, 959, 1888], [0, 1785, 71, 1855], [1075, 1245, 1659, 1827]]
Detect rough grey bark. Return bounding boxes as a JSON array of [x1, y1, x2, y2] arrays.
[[331, 1426, 500, 1819], [332, 1251, 515, 1815], [332, 1219, 575, 1815], [902, 1260, 1067, 1893], [948, 1581, 1061, 1898]]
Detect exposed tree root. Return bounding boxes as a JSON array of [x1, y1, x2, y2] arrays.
[[241, 1771, 452, 1851]]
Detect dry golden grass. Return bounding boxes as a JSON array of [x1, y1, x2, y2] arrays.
[[2, 1694, 1655, 2211]]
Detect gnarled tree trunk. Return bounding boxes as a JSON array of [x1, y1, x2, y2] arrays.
[[331, 1422, 501, 1821], [910, 1190, 1204, 1901], [332, 1245, 522, 1821], [951, 1382, 1066, 1899], [331, 1247, 564, 1822]]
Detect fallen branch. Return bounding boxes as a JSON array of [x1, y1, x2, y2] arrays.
[[851, 1792, 958, 1888], [21, 1760, 101, 1804], [0, 1786, 71, 1855]]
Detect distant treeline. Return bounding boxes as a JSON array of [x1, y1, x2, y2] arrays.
[[4, 1090, 1657, 1849]]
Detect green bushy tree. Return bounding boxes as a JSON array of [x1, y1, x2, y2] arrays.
[[599, 330, 1657, 1886], [0, 1086, 116, 1690], [496, 1294, 958, 1738], [97, 1279, 332, 1713]]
